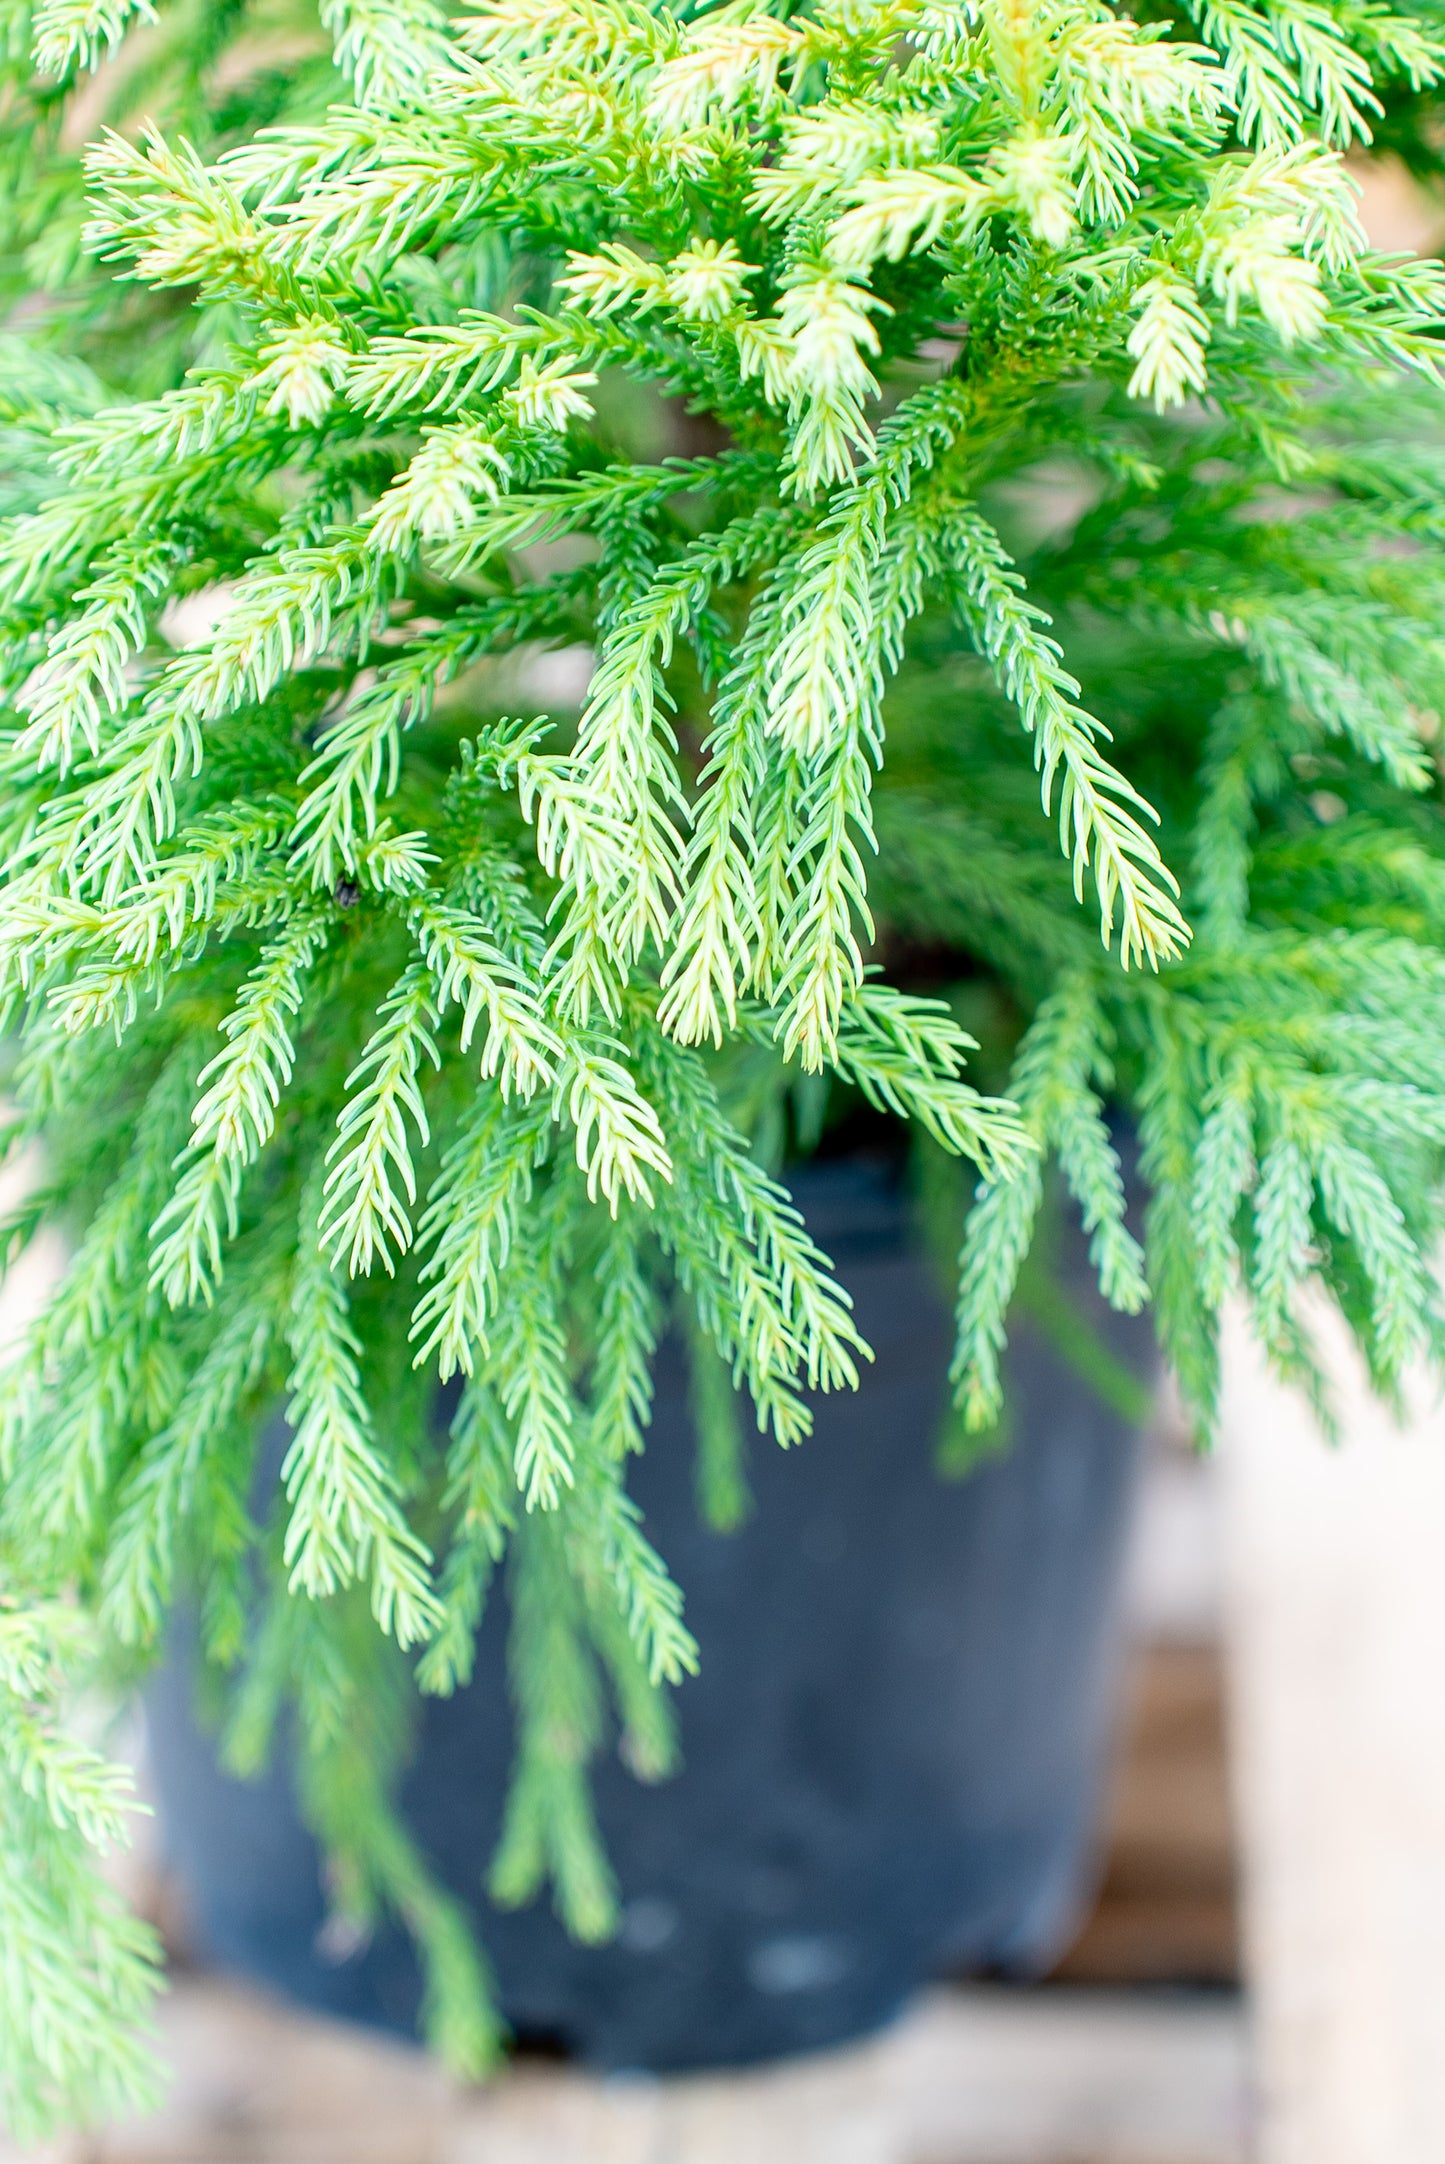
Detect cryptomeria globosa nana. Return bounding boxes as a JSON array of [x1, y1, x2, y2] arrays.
[[6, 0, 1445, 2132]]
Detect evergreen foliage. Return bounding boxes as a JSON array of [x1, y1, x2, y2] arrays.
[[6, 0, 1445, 2131]]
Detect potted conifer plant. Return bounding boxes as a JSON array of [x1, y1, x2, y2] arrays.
[[6, 0, 1445, 2133]]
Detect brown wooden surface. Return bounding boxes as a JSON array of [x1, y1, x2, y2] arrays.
[[1054, 1645, 1238, 1988]]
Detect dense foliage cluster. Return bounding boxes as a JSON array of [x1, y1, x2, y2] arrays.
[[6, 0, 1445, 2131]]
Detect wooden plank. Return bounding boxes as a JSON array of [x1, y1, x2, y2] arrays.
[[1056, 1401, 1238, 1989], [1053, 1644, 1238, 1987], [1221, 1300, 1445, 2164], [1, 1980, 1249, 2164]]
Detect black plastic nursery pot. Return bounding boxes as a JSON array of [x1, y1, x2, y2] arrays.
[[145, 1156, 1151, 2072]]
